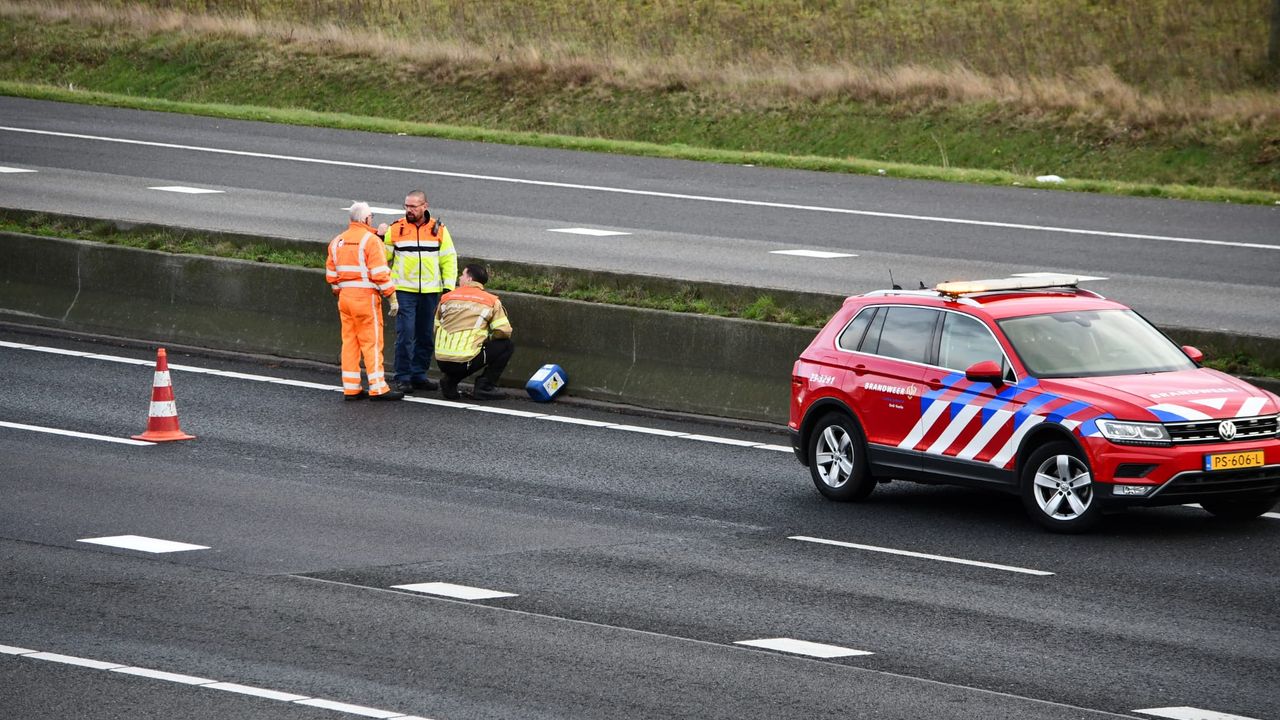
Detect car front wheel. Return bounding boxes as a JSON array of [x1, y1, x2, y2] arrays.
[[808, 413, 875, 502], [1021, 441, 1101, 533]]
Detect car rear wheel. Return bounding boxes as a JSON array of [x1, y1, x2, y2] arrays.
[[1021, 442, 1101, 533], [808, 413, 875, 502], [1199, 497, 1278, 520]]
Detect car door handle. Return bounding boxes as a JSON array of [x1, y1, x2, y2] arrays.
[[926, 377, 943, 389], [853, 364, 867, 375]]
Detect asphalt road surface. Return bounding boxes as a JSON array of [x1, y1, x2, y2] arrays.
[[1, 327, 1276, 720], [1, 96, 1278, 339]]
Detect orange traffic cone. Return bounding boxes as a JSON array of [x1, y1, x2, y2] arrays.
[[132, 348, 195, 442]]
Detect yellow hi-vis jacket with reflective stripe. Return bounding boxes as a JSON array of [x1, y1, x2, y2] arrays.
[[326, 221, 395, 296], [433, 282, 512, 362], [382, 215, 457, 294]]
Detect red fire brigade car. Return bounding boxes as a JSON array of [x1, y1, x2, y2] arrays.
[[789, 274, 1280, 532]]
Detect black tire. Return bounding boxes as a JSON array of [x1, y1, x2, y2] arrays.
[[807, 413, 875, 502], [1199, 497, 1278, 520], [1020, 441, 1102, 533]]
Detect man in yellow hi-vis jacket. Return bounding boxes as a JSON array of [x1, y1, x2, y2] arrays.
[[434, 263, 513, 401], [377, 189, 457, 394]]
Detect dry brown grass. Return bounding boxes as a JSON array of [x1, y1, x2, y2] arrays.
[[4, 0, 1279, 127]]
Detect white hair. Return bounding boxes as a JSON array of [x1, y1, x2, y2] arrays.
[[348, 201, 372, 222]]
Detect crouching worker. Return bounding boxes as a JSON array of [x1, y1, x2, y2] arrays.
[[433, 263, 513, 400]]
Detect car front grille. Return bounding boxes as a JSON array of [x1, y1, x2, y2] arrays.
[[1153, 466, 1280, 501], [1166, 415, 1278, 444]]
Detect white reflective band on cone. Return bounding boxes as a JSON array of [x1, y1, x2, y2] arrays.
[[147, 401, 178, 418]]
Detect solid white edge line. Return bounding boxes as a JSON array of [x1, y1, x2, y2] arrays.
[[110, 666, 217, 685], [769, 249, 858, 259], [789, 536, 1054, 576], [147, 186, 224, 194], [754, 444, 794, 452], [682, 434, 762, 447], [536, 415, 618, 428], [203, 682, 309, 701], [0, 420, 155, 446], [5, 643, 445, 718], [547, 228, 631, 236], [2, 125, 1272, 251], [24, 652, 125, 670], [465, 406, 547, 418], [293, 698, 404, 718], [4, 341, 787, 451], [1135, 707, 1261, 720], [607, 425, 689, 437]]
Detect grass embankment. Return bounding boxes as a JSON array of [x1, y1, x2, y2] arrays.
[[5, 211, 1276, 378], [1, 1, 1279, 199]]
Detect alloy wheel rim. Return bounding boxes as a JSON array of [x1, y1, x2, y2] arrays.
[[815, 425, 853, 488], [1032, 454, 1093, 520]]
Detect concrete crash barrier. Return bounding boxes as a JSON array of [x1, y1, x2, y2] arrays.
[[1, 231, 1276, 421], [0, 233, 814, 422]]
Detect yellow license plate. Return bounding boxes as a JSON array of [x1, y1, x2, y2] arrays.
[[1203, 450, 1265, 472]]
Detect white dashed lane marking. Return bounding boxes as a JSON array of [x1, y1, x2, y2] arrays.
[[147, 186, 224, 194], [789, 536, 1054, 576], [1135, 707, 1262, 720], [78, 535, 210, 554], [734, 638, 873, 658], [769, 249, 857, 259], [4, 643, 435, 719], [547, 228, 631, 236], [3, 124, 1274, 251], [0, 166, 37, 173], [391, 582, 518, 601], [0, 341, 788, 455]]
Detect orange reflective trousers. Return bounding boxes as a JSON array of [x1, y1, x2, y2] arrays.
[[338, 289, 392, 397]]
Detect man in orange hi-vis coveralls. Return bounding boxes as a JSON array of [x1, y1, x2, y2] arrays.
[[326, 202, 404, 402]]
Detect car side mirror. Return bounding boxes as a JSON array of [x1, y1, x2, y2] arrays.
[[1181, 345, 1204, 363], [964, 360, 1004, 385]]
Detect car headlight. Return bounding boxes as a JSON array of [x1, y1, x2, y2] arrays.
[[1096, 419, 1171, 446]]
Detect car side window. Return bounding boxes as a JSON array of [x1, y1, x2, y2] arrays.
[[837, 308, 875, 351], [858, 307, 887, 353], [872, 307, 937, 364], [939, 312, 1007, 374]]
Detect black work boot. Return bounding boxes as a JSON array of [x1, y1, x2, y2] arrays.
[[472, 380, 503, 401], [439, 375, 460, 400]]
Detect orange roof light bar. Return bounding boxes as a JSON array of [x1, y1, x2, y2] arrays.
[[935, 274, 1081, 296]]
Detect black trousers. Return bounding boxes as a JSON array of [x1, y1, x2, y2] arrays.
[[436, 338, 514, 386]]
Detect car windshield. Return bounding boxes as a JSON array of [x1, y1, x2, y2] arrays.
[[997, 309, 1195, 378]]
